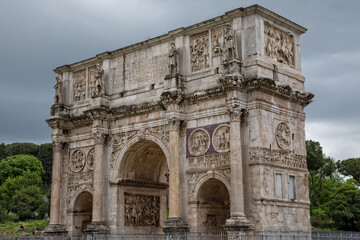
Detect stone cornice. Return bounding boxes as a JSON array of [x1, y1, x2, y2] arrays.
[[53, 5, 306, 74], [109, 178, 169, 189]]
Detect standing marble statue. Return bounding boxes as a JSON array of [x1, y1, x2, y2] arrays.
[[168, 42, 178, 76], [94, 63, 105, 96], [223, 23, 236, 60], [54, 76, 63, 104]]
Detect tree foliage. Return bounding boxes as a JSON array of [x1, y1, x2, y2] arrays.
[[11, 185, 46, 220], [37, 143, 53, 186], [337, 158, 360, 183], [5, 143, 39, 157], [0, 155, 44, 185]]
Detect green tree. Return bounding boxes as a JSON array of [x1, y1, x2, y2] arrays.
[[5, 143, 39, 156], [306, 140, 336, 208], [37, 143, 53, 186], [337, 158, 360, 183], [0, 171, 43, 210], [11, 185, 46, 220], [0, 143, 9, 161], [328, 179, 360, 231], [0, 155, 44, 184]]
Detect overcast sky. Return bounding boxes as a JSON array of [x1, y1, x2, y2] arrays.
[[0, 0, 359, 160]]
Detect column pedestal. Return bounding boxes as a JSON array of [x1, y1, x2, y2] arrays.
[[163, 217, 190, 240]]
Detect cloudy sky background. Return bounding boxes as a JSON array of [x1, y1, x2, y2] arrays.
[[0, 0, 359, 160]]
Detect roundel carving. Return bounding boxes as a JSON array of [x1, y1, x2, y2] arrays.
[[276, 122, 291, 150], [212, 124, 230, 153], [87, 148, 95, 170], [71, 149, 85, 172], [188, 128, 210, 156]]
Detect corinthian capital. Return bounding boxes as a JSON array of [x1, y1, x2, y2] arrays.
[[168, 118, 181, 131], [52, 141, 63, 152], [92, 129, 107, 144], [229, 108, 242, 122]]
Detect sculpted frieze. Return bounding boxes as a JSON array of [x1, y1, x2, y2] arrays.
[[276, 122, 291, 150], [89, 63, 105, 97], [68, 171, 94, 184], [73, 70, 86, 102], [249, 147, 307, 169], [264, 22, 294, 66], [212, 124, 230, 153], [188, 128, 210, 157], [188, 153, 230, 170], [124, 193, 160, 227], [190, 32, 209, 72]]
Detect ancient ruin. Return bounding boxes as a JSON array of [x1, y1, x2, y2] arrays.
[[45, 5, 313, 238]]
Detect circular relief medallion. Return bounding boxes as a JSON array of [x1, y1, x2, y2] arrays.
[[71, 149, 85, 172], [86, 148, 95, 170], [212, 124, 230, 153], [276, 122, 291, 150], [188, 128, 210, 156]]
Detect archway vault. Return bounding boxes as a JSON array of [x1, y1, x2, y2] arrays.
[[110, 134, 170, 180]]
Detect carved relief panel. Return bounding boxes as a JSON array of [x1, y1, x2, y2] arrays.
[[71, 149, 85, 172], [188, 128, 210, 156], [264, 22, 294, 66], [212, 124, 230, 153], [190, 32, 209, 72], [86, 148, 95, 170], [73, 70, 86, 102], [124, 193, 160, 227], [69, 148, 94, 184], [276, 122, 291, 150]]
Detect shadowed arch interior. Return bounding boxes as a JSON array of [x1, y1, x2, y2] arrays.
[[73, 191, 93, 234], [119, 140, 168, 183]]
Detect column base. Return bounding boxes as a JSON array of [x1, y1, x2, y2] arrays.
[[85, 221, 110, 235], [223, 216, 252, 234], [163, 217, 190, 240], [44, 224, 68, 237]]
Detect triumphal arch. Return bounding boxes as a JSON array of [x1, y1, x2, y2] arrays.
[[45, 5, 313, 238]]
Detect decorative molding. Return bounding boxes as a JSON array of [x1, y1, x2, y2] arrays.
[[249, 147, 307, 169], [110, 178, 168, 189]]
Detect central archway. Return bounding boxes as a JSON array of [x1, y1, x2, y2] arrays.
[[116, 139, 169, 234], [197, 179, 230, 232]]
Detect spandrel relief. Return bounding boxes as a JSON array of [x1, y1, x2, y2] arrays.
[[188, 129, 210, 157], [190, 32, 209, 72], [73, 70, 86, 102], [124, 193, 160, 227], [264, 22, 294, 66]]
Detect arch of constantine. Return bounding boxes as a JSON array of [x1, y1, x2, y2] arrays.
[[45, 5, 313, 238]]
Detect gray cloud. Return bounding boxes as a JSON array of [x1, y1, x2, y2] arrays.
[[0, 0, 359, 159]]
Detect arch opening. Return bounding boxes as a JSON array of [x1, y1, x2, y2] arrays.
[[197, 179, 230, 232], [72, 191, 93, 235], [117, 140, 169, 234]]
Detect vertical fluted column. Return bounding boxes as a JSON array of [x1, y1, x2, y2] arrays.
[[49, 140, 63, 225], [168, 119, 181, 218], [92, 129, 106, 223]]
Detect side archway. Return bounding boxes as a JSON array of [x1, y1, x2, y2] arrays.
[[71, 190, 93, 235]]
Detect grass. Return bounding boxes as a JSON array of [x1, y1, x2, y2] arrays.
[[0, 220, 49, 237]]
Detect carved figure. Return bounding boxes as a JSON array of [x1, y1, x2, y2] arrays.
[[93, 63, 105, 96], [223, 23, 236, 60], [74, 70, 86, 102], [190, 32, 209, 72], [71, 150, 85, 172], [168, 42, 178, 76], [276, 122, 291, 150], [264, 22, 294, 66], [54, 76, 63, 104], [124, 193, 160, 226], [212, 125, 230, 153], [188, 129, 210, 156]]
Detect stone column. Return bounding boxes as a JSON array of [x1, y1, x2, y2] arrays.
[[224, 108, 251, 233], [168, 119, 181, 218], [163, 118, 189, 239], [44, 134, 67, 236]]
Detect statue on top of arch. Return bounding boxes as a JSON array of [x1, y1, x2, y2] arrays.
[[54, 75, 63, 104]]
